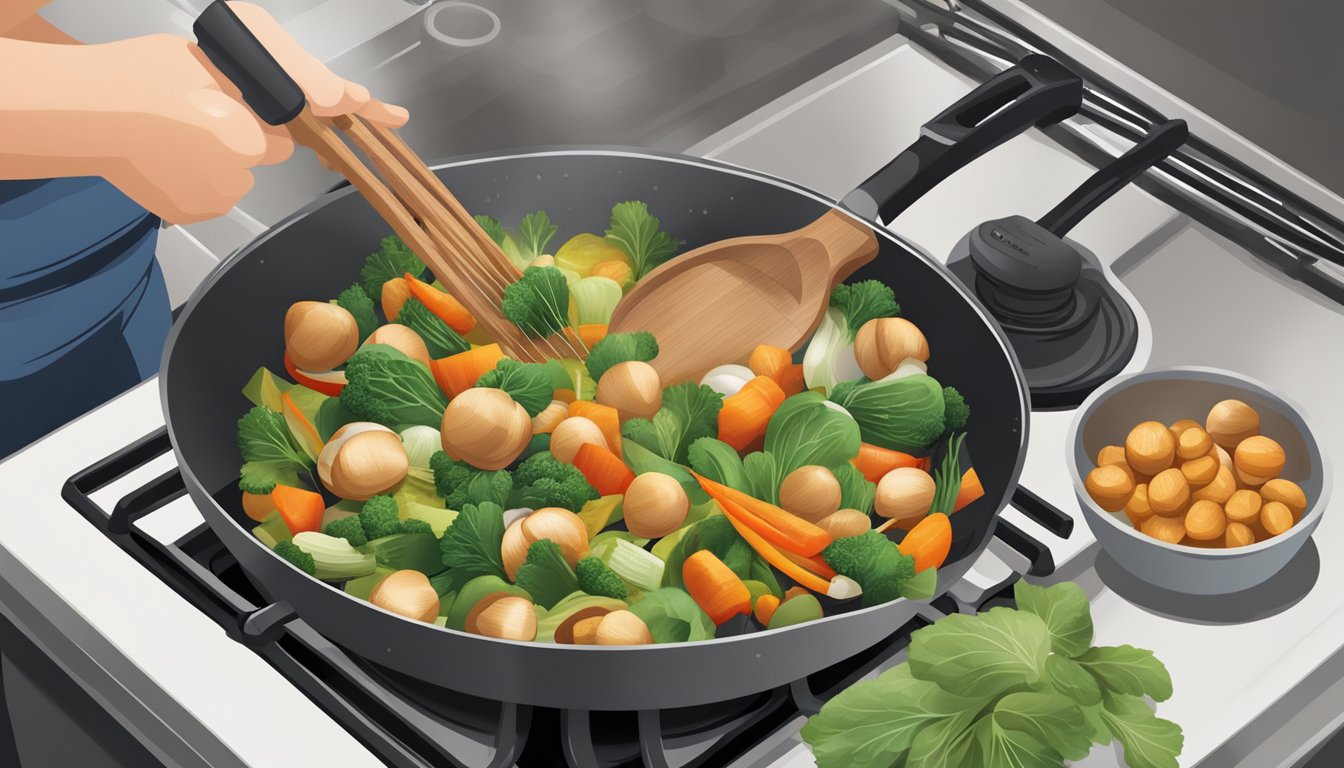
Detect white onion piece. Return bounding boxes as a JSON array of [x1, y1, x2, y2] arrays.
[[317, 422, 396, 488], [502, 507, 533, 528], [399, 425, 441, 470], [700, 364, 755, 396], [880, 358, 929, 382], [827, 575, 863, 600]]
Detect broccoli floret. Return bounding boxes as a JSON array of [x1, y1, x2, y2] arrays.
[[829, 280, 900, 339], [360, 235, 425, 300], [584, 331, 659, 383], [576, 557, 627, 599], [336, 283, 378, 342], [430, 451, 513, 509], [943, 386, 970, 431], [339, 345, 448, 429], [273, 541, 316, 575], [399, 518, 433, 535], [512, 453, 599, 511], [323, 515, 368, 547], [501, 266, 570, 337], [360, 495, 402, 539], [513, 539, 579, 609], [822, 531, 916, 608]]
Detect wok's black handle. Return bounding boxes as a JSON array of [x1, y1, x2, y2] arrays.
[[193, 0, 305, 125], [1038, 119, 1188, 236], [841, 54, 1083, 224]]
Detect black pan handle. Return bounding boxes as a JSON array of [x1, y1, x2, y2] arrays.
[[1037, 119, 1188, 236], [841, 54, 1082, 224], [193, 0, 305, 125]]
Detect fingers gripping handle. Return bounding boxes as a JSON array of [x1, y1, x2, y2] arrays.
[[193, 0, 305, 125], [842, 54, 1083, 225]]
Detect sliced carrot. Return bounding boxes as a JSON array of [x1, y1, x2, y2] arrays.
[[242, 491, 277, 522], [405, 272, 476, 333], [693, 472, 833, 556], [280, 392, 324, 459], [554, 388, 577, 403], [774, 364, 806, 396], [753, 594, 780, 626], [898, 512, 952, 573], [565, 323, 609, 350], [429, 344, 504, 399], [780, 547, 837, 580], [783, 586, 810, 602], [749, 344, 792, 379], [718, 375, 786, 451], [716, 495, 832, 594], [573, 443, 636, 496], [283, 352, 345, 396], [953, 468, 984, 513], [568, 400, 621, 455], [381, 276, 413, 321], [683, 550, 753, 624], [852, 442, 925, 483], [271, 485, 325, 535]]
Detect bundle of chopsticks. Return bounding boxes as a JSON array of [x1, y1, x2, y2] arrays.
[[285, 108, 590, 363]]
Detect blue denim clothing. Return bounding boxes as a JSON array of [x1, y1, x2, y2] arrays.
[[0, 177, 170, 457]]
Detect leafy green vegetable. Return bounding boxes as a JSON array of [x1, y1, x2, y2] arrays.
[[821, 531, 916, 608], [273, 541, 316, 575], [438, 501, 507, 580], [367, 532, 444, 574], [510, 452, 599, 511], [801, 581, 1183, 768], [474, 215, 506, 246], [502, 266, 570, 337], [662, 515, 754, 589], [764, 392, 861, 494], [929, 433, 966, 515], [397, 297, 470, 358], [515, 211, 558, 260], [340, 344, 448, 430], [236, 406, 314, 494], [604, 201, 678, 281], [514, 539, 579, 609], [359, 494, 403, 539], [361, 235, 424, 301], [621, 382, 723, 464], [1076, 646, 1174, 702], [315, 396, 360, 442], [687, 437, 748, 492], [429, 451, 513, 510], [741, 451, 778, 502], [1016, 580, 1093, 659], [545, 358, 596, 401], [336, 283, 378, 342], [621, 439, 709, 505], [832, 462, 875, 514], [576, 556, 627, 599], [628, 587, 715, 643], [475, 358, 554, 417], [829, 280, 900, 340], [897, 566, 937, 600], [943, 386, 970, 431], [584, 331, 659, 383], [570, 276, 623, 326], [829, 373, 947, 453]]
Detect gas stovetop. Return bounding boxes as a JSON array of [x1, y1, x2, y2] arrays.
[[6, 3, 1344, 768]]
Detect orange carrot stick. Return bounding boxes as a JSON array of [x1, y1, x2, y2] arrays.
[[271, 485, 325, 535], [852, 442, 925, 483], [898, 512, 952, 572], [568, 400, 621, 455], [716, 496, 832, 593], [573, 443, 635, 496], [565, 323, 609, 349], [683, 550, 753, 624], [774, 364, 806, 396], [780, 547, 837, 580], [280, 391, 324, 458], [405, 272, 476, 333], [754, 594, 781, 626], [749, 344, 792, 379], [952, 468, 984, 512], [692, 472, 833, 556], [429, 344, 504, 399], [718, 376, 786, 450]]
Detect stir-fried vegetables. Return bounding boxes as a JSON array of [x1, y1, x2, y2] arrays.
[[237, 201, 979, 645]]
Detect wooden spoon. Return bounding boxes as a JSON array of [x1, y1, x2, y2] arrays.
[[607, 209, 878, 384]]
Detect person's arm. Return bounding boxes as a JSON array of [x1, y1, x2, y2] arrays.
[[3, 13, 79, 44]]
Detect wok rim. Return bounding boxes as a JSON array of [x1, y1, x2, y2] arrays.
[[160, 146, 1032, 654]]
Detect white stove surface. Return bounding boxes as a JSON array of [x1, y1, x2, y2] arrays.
[[4, 7, 1344, 768]]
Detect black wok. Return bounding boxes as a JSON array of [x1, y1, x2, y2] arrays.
[[164, 23, 1077, 710]]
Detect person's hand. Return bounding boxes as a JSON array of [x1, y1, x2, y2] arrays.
[[70, 3, 405, 224]]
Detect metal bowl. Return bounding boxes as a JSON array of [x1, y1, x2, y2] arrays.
[[1068, 367, 1329, 595]]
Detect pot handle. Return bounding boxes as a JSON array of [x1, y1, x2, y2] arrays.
[[841, 54, 1082, 225], [192, 0, 306, 126]]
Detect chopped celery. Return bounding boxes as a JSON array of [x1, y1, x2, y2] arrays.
[[242, 367, 291, 411], [292, 532, 377, 581], [577, 495, 624, 539], [404, 502, 457, 537], [438, 591, 456, 618], [366, 533, 444, 575], [432, 616, 448, 628], [599, 538, 665, 592], [344, 567, 395, 600], [252, 511, 292, 548], [393, 468, 442, 511]]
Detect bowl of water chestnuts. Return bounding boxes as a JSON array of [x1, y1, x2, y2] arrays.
[[1068, 367, 1329, 594]]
